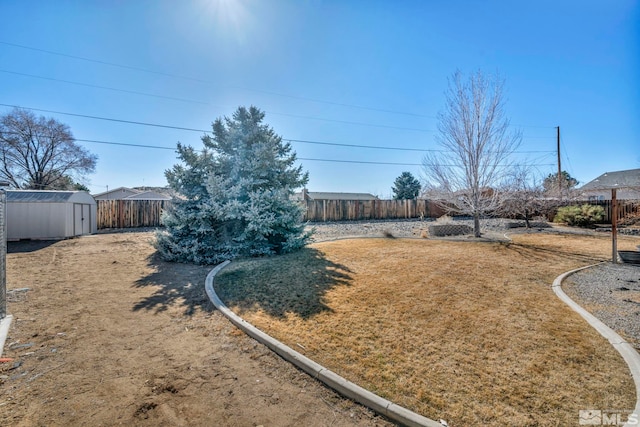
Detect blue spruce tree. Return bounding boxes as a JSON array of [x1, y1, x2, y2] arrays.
[[156, 106, 310, 264]]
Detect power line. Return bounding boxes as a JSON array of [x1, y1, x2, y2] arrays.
[[288, 139, 554, 154], [1, 71, 436, 132], [0, 40, 434, 118], [513, 124, 557, 129], [0, 69, 211, 105], [0, 42, 560, 132], [0, 131, 178, 151], [301, 158, 555, 167], [268, 111, 433, 132], [0, 138, 556, 169], [559, 132, 576, 179], [0, 42, 560, 130], [0, 131, 556, 167], [74, 139, 554, 167], [0, 104, 558, 157], [0, 103, 209, 132], [288, 139, 438, 152], [48, 136, 560, 160], [299, 158, 422, 166], [75, 138, 176, 150]]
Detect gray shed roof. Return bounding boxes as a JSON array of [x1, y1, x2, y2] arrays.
[[6, 190, 95, 204], [580, 168, 640, 190]]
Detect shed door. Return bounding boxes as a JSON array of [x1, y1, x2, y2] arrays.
[[81, 204, 91, 234], [74, 203, 91, 236]]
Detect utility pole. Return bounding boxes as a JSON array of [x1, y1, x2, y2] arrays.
[[556, 126, 562, 197]]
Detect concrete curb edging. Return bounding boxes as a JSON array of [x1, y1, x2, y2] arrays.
[[552, 265, 640, 425], [0, 315, 13, 357], [205, 261, 442, 427]]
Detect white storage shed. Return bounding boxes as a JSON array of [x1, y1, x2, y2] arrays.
[[6, 190, 97, 240]]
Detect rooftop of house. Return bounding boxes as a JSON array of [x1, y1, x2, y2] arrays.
[[580, 168, 640, 190], [93, 186, 173, 200], [293, 190, 379, 201]]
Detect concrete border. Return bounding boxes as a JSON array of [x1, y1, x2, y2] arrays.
[[0, 314, 13, 357], [552, 265, 640, 426], [205, 261, 442, 427]]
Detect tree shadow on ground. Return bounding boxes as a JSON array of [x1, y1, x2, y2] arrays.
[[132, 253, 214, 315], [503, 241, 608, 263], [213, 247, 353, 320]]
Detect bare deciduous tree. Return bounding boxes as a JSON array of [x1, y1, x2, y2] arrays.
[[0, 108, 97, 189], [500, 166, 548, 228], [422, 70, 522, 237]]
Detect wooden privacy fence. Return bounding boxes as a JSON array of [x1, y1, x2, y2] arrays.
[[97, 198, 640, 228], [97, 199, 444, 228], [97, 200, 172, 229], [583, 199, 640, 224], [302, 199, 446, 222]]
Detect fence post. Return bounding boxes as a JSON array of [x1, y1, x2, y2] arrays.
[[611, 189, 618, 264]]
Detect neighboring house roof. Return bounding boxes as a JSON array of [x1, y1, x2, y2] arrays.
[[580, 169, 640, 190], [6, 190, 95, 204], [132, 186, 180, 199], [294, 191, 379, 201], [93, 186, 172, 200], [93, 187, 141, 200], [124, 191, 171, 201]]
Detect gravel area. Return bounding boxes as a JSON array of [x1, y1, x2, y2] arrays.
[[564, 263, 640, 350], [306, 219, 428, 241], [305, 217, 547, 242]]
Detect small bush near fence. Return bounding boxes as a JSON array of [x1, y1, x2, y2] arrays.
[[553, 204, 605, 227]]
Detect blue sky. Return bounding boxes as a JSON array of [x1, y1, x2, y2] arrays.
[[0, 0, 638, 198]]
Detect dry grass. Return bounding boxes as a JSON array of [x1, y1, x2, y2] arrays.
[[214, 233, 639, 426]]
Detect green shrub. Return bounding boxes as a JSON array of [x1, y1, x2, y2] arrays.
[[553, 204, 605, 227]]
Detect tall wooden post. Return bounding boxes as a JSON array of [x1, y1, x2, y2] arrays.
[[556, 126, 562, 197], [612, 188, 618, 264]]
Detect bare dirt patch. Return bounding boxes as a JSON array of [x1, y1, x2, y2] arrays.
[[215, 233, 639, 426], [0, 232, 391, 427]]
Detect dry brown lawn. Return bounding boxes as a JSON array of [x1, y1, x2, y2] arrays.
[[1, 233, 392, 427], [214, 232, 639, 427]]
